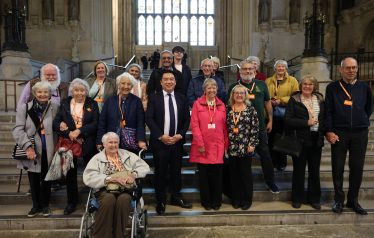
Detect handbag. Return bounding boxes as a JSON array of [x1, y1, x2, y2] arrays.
[[272, 127, 303, 157], [54, 136, 83, 158], [118, 126, 139, 150], [106, 170, 136, 194], [273, 106, 286, 119]]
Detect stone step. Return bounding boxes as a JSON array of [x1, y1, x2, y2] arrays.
[[0, 123, 15, 132], [0, 200, 374, 232]]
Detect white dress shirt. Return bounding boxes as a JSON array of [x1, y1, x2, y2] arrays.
[[163, 90, 178, 136]]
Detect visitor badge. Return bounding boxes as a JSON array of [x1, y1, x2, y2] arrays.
[[274, 96, 277, 99], [120, 120, 126, 127], [233, 128, 239, 133], [96, 98, 103, 102], [208, 124, 215, 129], [76, 123, 82, 129], [249, 94, 255, 99], [344, 100, 352, 106]]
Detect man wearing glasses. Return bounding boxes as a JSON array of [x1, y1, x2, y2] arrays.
[[146, 50, 184, 96], [227, 59, 280, 194], [325, 57, 372, 215]]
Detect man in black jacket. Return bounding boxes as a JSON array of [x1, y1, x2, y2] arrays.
[[325, 57, 372, 215], [154, 48, 160, 69], [141, 52, 148, 70], [146, 70, 192, 215], [146, 50, 184, 96], [172, 45, 192, 96]]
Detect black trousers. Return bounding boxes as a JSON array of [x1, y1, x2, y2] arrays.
[[229, 156, 253, 207], [198, 163, 222, 207], [28, 150, 51, 209], [331, 128, 368, 204], [255, 130, 275, 182], [83, 151, 98, 167], [153, 142, 183, 204], [66, 157, 78, 205], [154, 61, 159, 69], [292, 131, 322, 204], [268, 119, 287, 168]]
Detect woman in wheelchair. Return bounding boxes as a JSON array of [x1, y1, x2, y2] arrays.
[[83, 132, 150, 238]]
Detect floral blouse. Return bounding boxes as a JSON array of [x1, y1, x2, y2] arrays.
[[226, 105, 259, 157], [105, 155, 128, 175]]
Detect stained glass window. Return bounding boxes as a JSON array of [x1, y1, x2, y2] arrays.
[[147, 16, 154, 45], [164, 16, 172, 42], [181, 16, 188, 42], [137, 0, 214, 46]]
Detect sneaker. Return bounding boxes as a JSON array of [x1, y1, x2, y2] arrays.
[[26, 188, 31, 196], [265, 181, 280, 194], [51, 181, 61, 191], [28, 207, 39, 218], [42, 207, 52, 217]]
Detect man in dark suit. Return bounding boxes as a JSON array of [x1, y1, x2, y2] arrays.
[[154, 48, 160, 69], [146, 70, 192, 215], [141, 52, 148, 70]]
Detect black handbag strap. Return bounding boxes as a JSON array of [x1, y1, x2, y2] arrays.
[[281, 126, 298, 141]]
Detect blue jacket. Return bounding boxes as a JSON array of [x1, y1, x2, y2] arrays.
[[96, 93, 146, 145], [325, 79, 372, 133], [187, 74, 227, 108]]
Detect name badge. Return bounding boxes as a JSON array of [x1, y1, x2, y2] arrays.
[[274, 96, 277, 99], [233, 128, 239, 133], [208, 124, 215, 129], [120, 120, 126, 127], [41, 129, 45, 135], [96, 98, 103, 102], [76, 123, 82, 129], [249, 94, 255, 99], [344, 100, 353, 106]]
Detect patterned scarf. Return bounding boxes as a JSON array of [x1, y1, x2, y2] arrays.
[[33, 98, 49, 116]]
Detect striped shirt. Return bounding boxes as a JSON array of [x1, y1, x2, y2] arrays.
[[302, 95, 320, 131]]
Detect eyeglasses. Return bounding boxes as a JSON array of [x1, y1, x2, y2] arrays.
[[343, 66, 358, 71], [161, 57, 172, 60], [235, 92, 245, 95], [241, 67, 254, 71], [302, 83, 314, 87]]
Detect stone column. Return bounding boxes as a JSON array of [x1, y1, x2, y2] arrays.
[[300, 56, 331, 96]]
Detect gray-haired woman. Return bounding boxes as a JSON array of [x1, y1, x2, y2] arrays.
[[52, 78, 100, 215], [13, 82, 59, 217], [126, 63, 148, 111]]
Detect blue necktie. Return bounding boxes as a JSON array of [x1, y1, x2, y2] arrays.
[[168, 94, 175, 137]]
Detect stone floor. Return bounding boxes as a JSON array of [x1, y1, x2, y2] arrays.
[[1, 224, 374, 238]]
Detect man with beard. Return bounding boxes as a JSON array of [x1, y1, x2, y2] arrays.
[[16, 63, 70, 192], [227, 59, 280, 194]]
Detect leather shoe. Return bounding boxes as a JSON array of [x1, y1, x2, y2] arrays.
[[213, 206, 220, 211], [204, 206, 211, 211], [292, 202, 301, 209], [277, 166, 286, 171], [171, 199, 193, 209], [311, 203, 321, 210], [156, 203, 165, 215], [242, 205, 251, 210], [64, 204, 76, 215], [232, 204, 240, 209], [346, 202, 368, 215], [332, 202, 344, 213]]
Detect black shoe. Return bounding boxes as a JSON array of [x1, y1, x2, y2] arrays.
[[213, 206, 220, 211], [51, 181, 61, 191], [64, 204, 76, 215], [156, 203, 165, 215], [311, 203, 321, 210], [346, 202, 368, 215], [242, 205, 251, 210], [42, 207, 52, 217], [332, 202, 344, 213], [292, 202, 302, 209], [204, 206, 211, 211], [277, 166, 286, 171], [28, 207, 39, 218], [232, 204, 240, 209], [171, 199, 193, 209]]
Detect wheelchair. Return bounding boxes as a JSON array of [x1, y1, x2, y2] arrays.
[[79, 150, 148, 238]]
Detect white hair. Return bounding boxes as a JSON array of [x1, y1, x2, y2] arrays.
[[201, 58, 214, 67], [247, 56, 260, 67], [69, 78, 90, 94], [31, 81, 53, 97], [240, 59, 254, 68], [116, 72, 137, 87], [273, 60, 288, 71], [340, 57, 358, 67], [40, 64, 61, 91], [161, 50, 173, 58], [102, 132, 120, 144]]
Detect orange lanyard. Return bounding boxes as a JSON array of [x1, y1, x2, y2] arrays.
[[339, 79, 356, 101], [118, 95, 126, 125], [301, 94, 314, 118], [96, 79, 104, 99], [39, 101, 50, 134], [206, 98, 216, 124], [73, 99, 83, 128], [275, 80, 279, 96], [107, 153, 122, 171], [239, 80, 255, 94], [232, 104, 245, 127]]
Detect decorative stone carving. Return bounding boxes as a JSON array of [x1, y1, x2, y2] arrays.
[[54, 15, 67, 29], [43, 19, 53, 31], [272, 19, 288, 28], [69, 20, 79, 31], [261, 35, 271, 62], [259, 22, 270, 34], [289, 0, 301, 24], [289, 22, 299, 34], [69, 0, 79, 21], [42, 0, 54, 21], [28, 15, 39, 29], [336, 1, 374, 24], [258, 0, 270, 23], [71, 33, 81, 62], [337, 10, 351, 25]]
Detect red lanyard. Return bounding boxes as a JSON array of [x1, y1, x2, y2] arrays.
[[206, 98, 216, 124], [232, 104, 245, 127], [73, 99, 83, 128], [339, 79, 356, 100], [107, 153, 122, 171], [238, 80, 255, 94], [301, 94, 314, 118]]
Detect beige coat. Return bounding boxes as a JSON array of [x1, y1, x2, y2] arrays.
[[85, 77, 118, 103]]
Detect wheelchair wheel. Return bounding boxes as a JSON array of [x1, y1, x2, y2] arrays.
[[82, 211, 95, 237], [139, 209, 148, 238]]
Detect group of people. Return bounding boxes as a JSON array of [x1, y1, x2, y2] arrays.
[[12, 47, 371, 237], [141, 48, 188, 70]]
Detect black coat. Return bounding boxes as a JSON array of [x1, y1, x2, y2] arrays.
[[284, 91, 325, 147], [53, 96, 100, 156], [198, 69, 225, 84], [146, 67, 184, 96], [172, 63, 192, 96]]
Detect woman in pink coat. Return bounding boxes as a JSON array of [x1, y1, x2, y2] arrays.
[[190, 78, 229, 211]]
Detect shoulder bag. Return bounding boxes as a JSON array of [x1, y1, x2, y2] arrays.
[[272, 127, 303, 157], [106, 170, 136, 194]]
